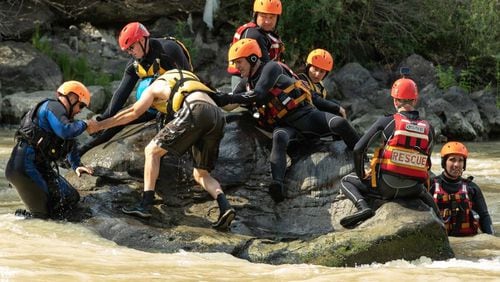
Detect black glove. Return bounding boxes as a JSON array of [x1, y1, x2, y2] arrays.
[[212, 92, 233, 107]]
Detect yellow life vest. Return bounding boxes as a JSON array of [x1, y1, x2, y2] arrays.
[[156, 69, 216, 114]]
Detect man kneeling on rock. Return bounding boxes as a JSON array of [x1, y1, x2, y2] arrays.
[[87, 69, 235, 231], [339, 77, 440, 228]]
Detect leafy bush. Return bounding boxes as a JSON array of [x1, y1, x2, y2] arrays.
[[31, 26, 116, 87]]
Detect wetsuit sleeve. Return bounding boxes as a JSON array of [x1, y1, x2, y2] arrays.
[[159, 39, 192, 71], [101, 61, 139, 118], [469, 182, 495, 234], [353, 116, 391, 178], [241, 28, 271, 63], [229, 63, 282, 104], [312, 94, 341, 115], [67, 143, 82, 170], [44, 104, 87, 140]]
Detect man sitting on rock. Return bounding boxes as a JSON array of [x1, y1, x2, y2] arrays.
[[87, 69, 235, 231], [339, 77, 439, 228]]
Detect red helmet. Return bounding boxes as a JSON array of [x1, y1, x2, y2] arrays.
[[391, 78, 418, 100], [118, 22, 150, 51]]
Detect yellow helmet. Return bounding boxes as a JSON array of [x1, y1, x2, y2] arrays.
[[253, 0, 282, 15], [57, 80, 91, 107], [306, 49, 334, 72], [228, 38, 262, 63]]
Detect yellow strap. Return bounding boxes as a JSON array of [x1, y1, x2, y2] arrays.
[[370, 147, 382, 188]]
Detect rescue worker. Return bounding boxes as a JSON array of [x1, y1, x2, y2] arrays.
[[86, 69, 235, 231], [298, 48, 346, 118], [214, 39, 360, 203], [339, 77, 439, 228], [78, 22, 192, 156], [430, 142, 495, 236], [228, 0, 284, 90], [5, 81, 94, 219]]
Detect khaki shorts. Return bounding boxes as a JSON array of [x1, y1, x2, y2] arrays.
[[153, 101, 225, 171]]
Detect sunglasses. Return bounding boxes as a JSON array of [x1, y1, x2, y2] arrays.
[[78, 102, 86, 109]]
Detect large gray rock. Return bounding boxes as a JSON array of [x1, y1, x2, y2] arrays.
[[73, 113, 453, 267], [0, 42, 62, 95]]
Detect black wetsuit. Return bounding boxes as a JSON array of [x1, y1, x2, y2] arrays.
[[78, 38, 192, 156], [429, 173, 495, 235], [5, 99, 86, 219], [223, 61, 359, 184], [340, 111, 439, 213], [297, 72, 342, 116]]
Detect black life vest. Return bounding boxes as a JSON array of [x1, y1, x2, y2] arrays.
[[15, 99, 74, 162]]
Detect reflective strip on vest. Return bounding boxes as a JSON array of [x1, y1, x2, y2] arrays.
[[433, 179, 478, 236], [378, 114, 431, 181]]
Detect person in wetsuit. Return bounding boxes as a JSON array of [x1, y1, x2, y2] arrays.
[[298, 48, 346, 118], [338, 77, 439, 228], [86, 69, 235, 231], [77, 22, 192, 156], [429, 142, 494, 236], [214, 38, 360, 203], [5, 81, 94, 219], [228, 0, 285, 91]]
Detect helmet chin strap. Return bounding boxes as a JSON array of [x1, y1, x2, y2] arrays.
[[62, 95, 78, 117], [139, 37, 149, 57]]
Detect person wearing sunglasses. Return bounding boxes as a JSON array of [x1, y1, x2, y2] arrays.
[[6, 81, 94, 220], [77, 22, 192, 157]]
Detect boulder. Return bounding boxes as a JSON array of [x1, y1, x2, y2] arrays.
[[72, 113, 453, 267], [0, 42, 62, 95]]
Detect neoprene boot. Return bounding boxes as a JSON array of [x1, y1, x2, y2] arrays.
[[340, 199, 375, 228], [122, 191, 154, 219], [268, 180, 286, 203], [212, 194, 236, 231]]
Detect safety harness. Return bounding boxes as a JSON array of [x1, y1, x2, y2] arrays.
[[369, 113, 431, 188], [156, 69, 216, 117], [134, 37, 193, 79], [254, 63, 311, 128], [298, 73, 328, 99], [227, 22, 284, 74], [433, 178, 479, 236]]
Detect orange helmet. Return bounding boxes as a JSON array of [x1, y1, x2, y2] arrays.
[[391, 78, 418, 100], [306, 49, 334, 72], [118, 22, 150, 51], [57, 80, 91, 107], [440, 141, 468, 169], [253, 0, 282, 15], [228, 38, 262, 63]]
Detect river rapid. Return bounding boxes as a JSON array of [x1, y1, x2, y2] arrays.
[[0, 129, 498, 281]]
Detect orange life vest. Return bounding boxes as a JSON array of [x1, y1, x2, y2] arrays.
[[433, 178, 479, 236], [253, 63, 311, 129], [371, 113, 431, 185], [227, 22, 284, 75]]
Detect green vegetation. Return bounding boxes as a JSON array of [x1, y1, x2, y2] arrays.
[[31, 26, 117, 87], [219, 0, 498, 93]]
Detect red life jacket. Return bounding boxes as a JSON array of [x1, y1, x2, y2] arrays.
[[433, 178, 479, 236], [227, 22, 284, 75], [377, 113, 431, 182], [252, 63, 311, 129]]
